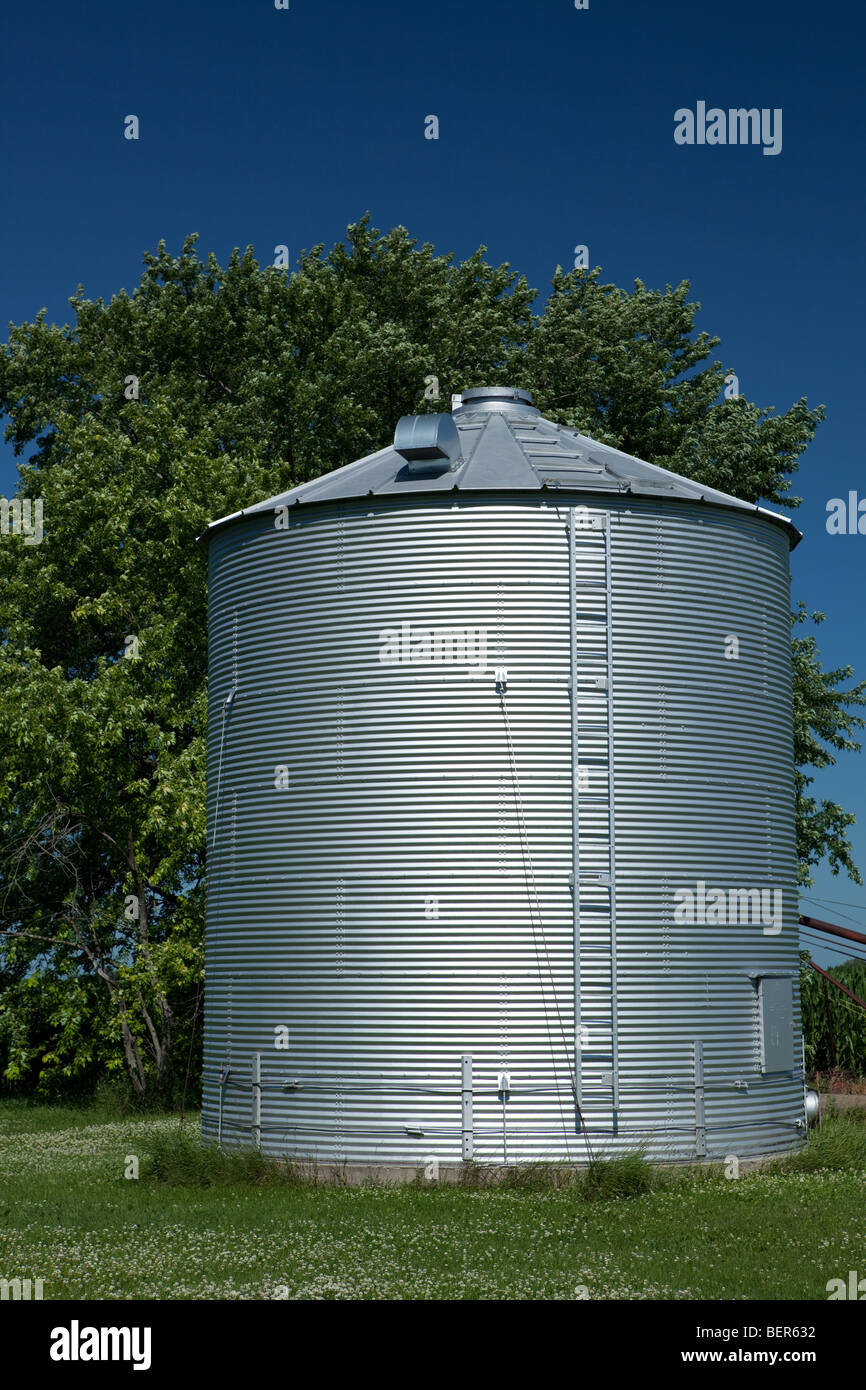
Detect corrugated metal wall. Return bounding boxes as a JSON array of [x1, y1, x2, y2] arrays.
[[203, 493, 805, 1163]]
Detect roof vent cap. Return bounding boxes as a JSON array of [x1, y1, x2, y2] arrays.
[[394, 412, 462, 474]]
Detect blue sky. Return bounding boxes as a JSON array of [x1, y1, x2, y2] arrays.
[[1, 0, 864, 965]]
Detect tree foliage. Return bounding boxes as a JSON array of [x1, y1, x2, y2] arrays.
[[792, 606, 866, 885], [0, 216, 861, 1096]]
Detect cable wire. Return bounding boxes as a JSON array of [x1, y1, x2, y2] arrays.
[[800, 892, 866, 920], [800, 930, 866, 965]]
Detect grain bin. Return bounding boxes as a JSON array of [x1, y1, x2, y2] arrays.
[[202, 385, 806, 1166]]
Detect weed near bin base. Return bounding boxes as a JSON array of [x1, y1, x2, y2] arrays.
[[768, 1114, 866, 1173], [143, 1130, 305, 1187], [142, 1135, 658, 1197], [583, 1150, 655, 1199], [142, 1121, 866, 1192]]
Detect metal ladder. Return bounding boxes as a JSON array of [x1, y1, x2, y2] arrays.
[[568, 506, 619, 1132]]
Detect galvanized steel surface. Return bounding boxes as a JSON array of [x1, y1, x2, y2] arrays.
[[203, 425, 805, 1162]]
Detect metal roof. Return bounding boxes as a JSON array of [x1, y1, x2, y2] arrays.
[[205, 386, 802, 547]]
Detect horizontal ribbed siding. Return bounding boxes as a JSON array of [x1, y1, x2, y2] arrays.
[[203, 494, 804, 1163]]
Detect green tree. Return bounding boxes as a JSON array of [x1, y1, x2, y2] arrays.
[[514, 265, 819, 505], [792, 605, 866, 885], [0, 218, 861, 1096]]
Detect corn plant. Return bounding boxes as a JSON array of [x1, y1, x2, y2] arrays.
[[800, 950, 866, 1075]]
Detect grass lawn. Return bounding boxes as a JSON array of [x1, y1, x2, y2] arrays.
[[0, 1100, 864, 1300]]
